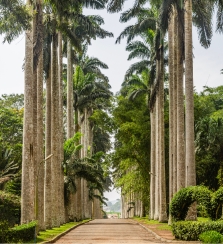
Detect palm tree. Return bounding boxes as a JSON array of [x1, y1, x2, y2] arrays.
[[21, 0, 35, 224], [185, 0, 196, 188]]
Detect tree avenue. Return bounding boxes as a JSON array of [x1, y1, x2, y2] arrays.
[[1, 0, 223, 239]]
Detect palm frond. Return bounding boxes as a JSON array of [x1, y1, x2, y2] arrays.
[[126, 41, 150, 60], [215, 0, 223, 33], [0, 0, 31, 43], [192, 0, 213, 48], [124, 60, 150, 80], [128, 89, 147, 101], [107, 0, 126, 13]]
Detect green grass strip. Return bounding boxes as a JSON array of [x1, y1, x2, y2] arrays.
[[35, 219, 90, 243]]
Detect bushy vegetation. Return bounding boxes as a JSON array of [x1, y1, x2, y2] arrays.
[[170, 185, 223, 222], [199, 230, 223, 243], [172, 221, 223, 241], [0, 190, 20, 226], [0, 221, 36, 243]]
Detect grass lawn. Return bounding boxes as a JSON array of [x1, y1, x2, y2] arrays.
[[133, 216, 171, 230], [31, 219, 90, 243]]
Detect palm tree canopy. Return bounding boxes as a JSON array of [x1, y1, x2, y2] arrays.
[[0, 0, 31, 43]]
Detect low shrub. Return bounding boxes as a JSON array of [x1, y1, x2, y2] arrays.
[[0, 221, 9, 243], [0, 221, 36, 243], [209, 187, 223, 220], [170, 186, 212, 221], [172, 220, 223, 241], [0, 190, 21, 226], [199, 230, 223, 243]]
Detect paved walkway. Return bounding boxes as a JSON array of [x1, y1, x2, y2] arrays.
[[55, 219, 164, 243]]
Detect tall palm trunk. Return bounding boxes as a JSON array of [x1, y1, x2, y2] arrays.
[[51, 32, 60, 227], [58, 32, 65, 224], [34, 0, 45, 230], [67, 40, 74, 138], [168, 12, 174, 209], [159, 42, 167, 223], [176, 9, 185, 191], [185, 0, 195, 187], [21, 0, 34, 223], [149, 108, 155, 220], [154, 59, 160, 220], [37, 36, 44, 231], [172, 8, 178, 195], [44, 62, 52, 228], [185, 0, 197, 221]]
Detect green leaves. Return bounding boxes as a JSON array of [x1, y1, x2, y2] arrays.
[[0, 0, 31, 43], [192, 0, 213, 48]]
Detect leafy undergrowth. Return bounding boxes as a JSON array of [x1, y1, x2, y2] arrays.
[[34, 219, 90, 243]]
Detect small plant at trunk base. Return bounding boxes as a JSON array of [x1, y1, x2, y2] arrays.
[[199, 230, 223, 243]]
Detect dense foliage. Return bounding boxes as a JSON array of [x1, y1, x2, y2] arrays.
[[0, 221, 36, 243], [195, 86, 223, 189], [172, 220, 223, 241], [170, 186, 212, 221], [111, 91, 151, 211], [199, 230, 223, 243], [0, 94, 23, 193], [0, 191, 20, 226]]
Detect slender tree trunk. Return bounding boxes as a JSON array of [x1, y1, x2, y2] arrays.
[[37, 36, 44, 231], [150, 108, 155, 220], [21, 0, 34, 223], [168, 12, 174, 204], [51, 32, 60, 227], [154, 60, 160, 220], [67, 40, 74, 139], [185, 0, 197, 221], [176, 11, 185, 191], [168, 11, 174, 225], [173, 9, 178, 195], [159, 43, 168, 223], [185, 0, 195, 187], [44, 63, 52, 228], [58, 32, 65, 224]]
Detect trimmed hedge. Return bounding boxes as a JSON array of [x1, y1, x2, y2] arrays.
[[0, 190, 21, 226], [172, 220, 223, 241], [209, 187, 223, 220], [170, 186, 223, 221], [170, 186, 212, 221], [0, 221, 36, 243], [199, 230, 223, 243]]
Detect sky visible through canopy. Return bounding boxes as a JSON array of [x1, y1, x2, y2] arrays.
[[0, 2, 222, 201]]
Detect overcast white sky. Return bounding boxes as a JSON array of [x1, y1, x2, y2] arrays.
[[0, 3, 223, 201]]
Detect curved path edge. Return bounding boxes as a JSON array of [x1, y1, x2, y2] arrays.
[[129, 219, 173, 243]]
